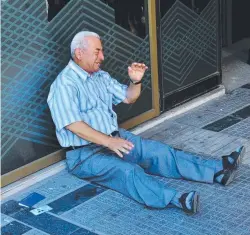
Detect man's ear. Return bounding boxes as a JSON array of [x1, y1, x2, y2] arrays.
[[74, 48, 83, 60]]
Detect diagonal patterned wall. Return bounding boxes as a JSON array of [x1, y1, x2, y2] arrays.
[[1, 0, 153, 174], [1, 0, 61, 174], [161, 0, 218, 94]]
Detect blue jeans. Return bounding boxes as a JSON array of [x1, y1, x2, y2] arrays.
[[66, 128, 220, 208]]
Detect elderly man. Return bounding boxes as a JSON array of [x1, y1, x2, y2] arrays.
[[47, 31, 245, 215]]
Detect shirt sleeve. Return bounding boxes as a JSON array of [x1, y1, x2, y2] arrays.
[[47, 83, 82, 131], [106, 74, 128, 105]]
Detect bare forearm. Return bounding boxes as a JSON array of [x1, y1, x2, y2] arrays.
[[66, 121, 134, 158], [126, 82, 141, 103], [66, 121, 111, 146]]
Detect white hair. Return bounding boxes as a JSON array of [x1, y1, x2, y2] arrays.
[[70, 31, 100, 57]]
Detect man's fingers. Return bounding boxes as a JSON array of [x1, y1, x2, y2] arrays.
[[123, 144, 133, 151], [124, 141, 134, 149], [114, 149, 123, 158], [131, 63, 148, 69], [127, 141, 134, 147], [119, 147, 129, 155]]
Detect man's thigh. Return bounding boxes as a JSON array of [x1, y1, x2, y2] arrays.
[[71, 147, 139, 180], [119, 128, 171, 164]]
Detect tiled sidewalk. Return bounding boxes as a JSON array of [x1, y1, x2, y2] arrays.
[[1, 85, 250, 235]]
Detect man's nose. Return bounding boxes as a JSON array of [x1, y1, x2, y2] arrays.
[[99, 51, 104, 61]]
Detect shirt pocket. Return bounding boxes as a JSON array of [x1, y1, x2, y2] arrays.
[[79, 88, 98, 112], [95, 86, 111, 108]]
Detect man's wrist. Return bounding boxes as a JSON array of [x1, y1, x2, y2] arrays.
[[129, 78, 142, 85], [103, 135, 112, 148]]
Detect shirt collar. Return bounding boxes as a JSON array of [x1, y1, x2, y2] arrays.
[[68, 59, 90, 81]]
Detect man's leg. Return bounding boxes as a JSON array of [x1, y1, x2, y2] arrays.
[[119, 129, 242, 184], [68, 146, 177, 209]]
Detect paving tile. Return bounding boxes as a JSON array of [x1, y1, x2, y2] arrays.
[[221, 118, 250, 140], [23, 229, 50, 235], [70, 228, 98, 235], [172, 88, 250, 127], [160, 127, 241, 159], [62, 165, 250, 235], [150, 124, 195, 144], [241, 83, 250, 89], [1, 200, 80, 235], [198, 133, 238, 154], [1, 213, 14, 227], [1, 200, 22, 215], [169, 130, 216, 155], [212, 89, 249, 112], [201, 105, 250, 133], [222, 55, 250, 91], [211, 138, 249, 160], [48, 184, 105, 215], [203, 116, 241, 132], [164, 127, 203, 146], [173, 110, 227, 128], [229, 88, 250, 102], [1, 221, 31, 235], [4, 170, 89, 207], [140, 121, 191, 139], [232, 105, 250, 119]]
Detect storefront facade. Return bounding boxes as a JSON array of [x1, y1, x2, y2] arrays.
[[1, 0, 221, 186]]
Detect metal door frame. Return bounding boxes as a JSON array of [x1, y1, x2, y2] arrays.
[[121, 0, 160, 129], [156, 0, 222, 112]]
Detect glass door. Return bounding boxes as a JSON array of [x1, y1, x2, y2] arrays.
[[158, 0, 221, 111], [1, 0, 160, 186]]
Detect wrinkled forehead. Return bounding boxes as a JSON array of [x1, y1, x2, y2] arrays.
[[86, 36, 103, 50]]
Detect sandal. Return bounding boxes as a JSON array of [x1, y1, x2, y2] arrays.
[[214, 168, 237, 186], [179, 191, 200, 215], [222, 146, 245, 170], [215, 146, 245, 186]]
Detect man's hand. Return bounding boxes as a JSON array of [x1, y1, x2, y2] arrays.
[[128, 63, 148, 82], [106, 136, 134, 158]]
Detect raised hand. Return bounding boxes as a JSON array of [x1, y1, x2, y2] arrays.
[[128, 63, 148, 82]]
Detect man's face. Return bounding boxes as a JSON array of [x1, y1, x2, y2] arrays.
[[77, 36, 104, 73]]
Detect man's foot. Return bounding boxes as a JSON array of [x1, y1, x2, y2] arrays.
[[215, 146, 245, 186], [179, 191, 200, 215], [214, 168, 237, 186], [222, 146, 245, 170]]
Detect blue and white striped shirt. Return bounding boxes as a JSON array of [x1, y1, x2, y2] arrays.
[[47, 60, 128, 147]]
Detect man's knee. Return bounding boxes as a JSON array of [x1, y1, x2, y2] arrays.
[[116, 161, 143, 178]]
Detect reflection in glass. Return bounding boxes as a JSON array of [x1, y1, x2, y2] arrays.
[[48, 0, 146, 38], [101, 0, 146, 38], [160, 0, 210, 16]]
